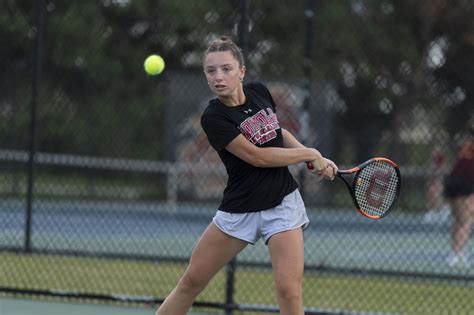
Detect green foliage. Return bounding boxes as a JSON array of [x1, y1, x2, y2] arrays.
[[0, 0, 472, 161]]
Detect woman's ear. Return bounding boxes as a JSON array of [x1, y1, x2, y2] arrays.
[[240, 66, 246, 81]]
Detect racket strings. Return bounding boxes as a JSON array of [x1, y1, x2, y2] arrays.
[[354, 161, 399, 217]]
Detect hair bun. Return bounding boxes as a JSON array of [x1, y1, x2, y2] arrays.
[[204, 35, 244, 67], [217, 36, 232, 43]]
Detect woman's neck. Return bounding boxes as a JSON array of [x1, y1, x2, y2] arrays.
[[218, 86, 246, 107]]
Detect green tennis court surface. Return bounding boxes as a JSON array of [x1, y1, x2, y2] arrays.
[[0, 297, 213, 315]]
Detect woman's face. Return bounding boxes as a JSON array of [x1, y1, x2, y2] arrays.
[[203, 51, 245, 98]]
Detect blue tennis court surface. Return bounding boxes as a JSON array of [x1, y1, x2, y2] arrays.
[[1, 199, 473, 277]]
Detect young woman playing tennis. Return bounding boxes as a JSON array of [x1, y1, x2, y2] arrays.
[[156, 36, 337, 315]]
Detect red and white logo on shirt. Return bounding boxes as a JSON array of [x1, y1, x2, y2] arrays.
[[239, 107, 280, 145]]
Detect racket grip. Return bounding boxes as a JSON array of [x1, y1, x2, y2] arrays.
[[306, 162, 314, 170]]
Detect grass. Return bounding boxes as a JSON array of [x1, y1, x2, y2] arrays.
[[1, 252, 473, 315]]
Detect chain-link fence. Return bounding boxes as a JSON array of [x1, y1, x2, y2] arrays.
[[1, 1, 473, 314]]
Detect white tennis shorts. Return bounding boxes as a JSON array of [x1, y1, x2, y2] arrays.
[[212, 189, 310, 245]]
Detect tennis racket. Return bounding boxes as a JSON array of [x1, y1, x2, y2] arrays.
[[307, 157, 401, 219]]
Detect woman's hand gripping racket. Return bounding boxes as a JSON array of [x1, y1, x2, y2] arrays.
[[308, 157, 401, 219]]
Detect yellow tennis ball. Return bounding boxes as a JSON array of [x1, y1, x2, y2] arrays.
[[144, 54, 165, 75]]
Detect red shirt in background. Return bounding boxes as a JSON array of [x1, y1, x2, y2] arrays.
[[450, 138, 474, 180]]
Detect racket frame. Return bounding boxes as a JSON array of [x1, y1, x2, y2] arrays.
[[337, 157, 401, 219]]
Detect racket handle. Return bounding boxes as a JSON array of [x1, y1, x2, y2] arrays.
[[307, 161, 339, 176]]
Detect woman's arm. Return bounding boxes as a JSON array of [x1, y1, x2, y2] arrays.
[[225, 131, 337, 180], [281, 128, 306, 149], [225, 133, 322, 168], [282, 128, 338, 179]]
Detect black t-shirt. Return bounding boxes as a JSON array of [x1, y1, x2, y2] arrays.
[[201, 81, 298, 213]]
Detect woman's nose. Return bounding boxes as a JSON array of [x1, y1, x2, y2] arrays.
[[214, 69, 224, 80]]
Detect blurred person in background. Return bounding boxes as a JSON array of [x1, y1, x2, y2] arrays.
[[423, 145, 451, 224], [156, 36, 337, 315], [444, 117, 474, 267]]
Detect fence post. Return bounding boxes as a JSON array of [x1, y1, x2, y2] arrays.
[[237, 0, 249, 55], [225, 258, 237, 315], [25, 0, 45, 252], [222, 2, 250, 314], [299, 0, 317, 196]]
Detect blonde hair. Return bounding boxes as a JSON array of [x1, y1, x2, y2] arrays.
[[203, 36, 245, 68]]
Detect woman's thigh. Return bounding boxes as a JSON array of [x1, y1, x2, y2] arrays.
[[183, 223, 248, 286], [267, 228, 305, 288]]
